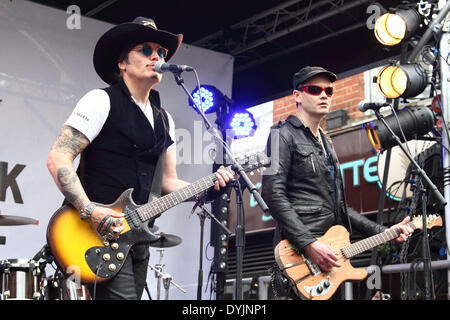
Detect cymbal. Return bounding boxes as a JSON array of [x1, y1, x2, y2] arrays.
[[149, 233, 182, 248], [0, 214, 39, 226]]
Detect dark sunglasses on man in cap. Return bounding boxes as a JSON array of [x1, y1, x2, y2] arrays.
[[299, 85, 334, 97], [132, 43, 168, 59]]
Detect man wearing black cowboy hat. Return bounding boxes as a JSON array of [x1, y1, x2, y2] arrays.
[[261, 66, 413, 299], [47, 17, 233, 300]]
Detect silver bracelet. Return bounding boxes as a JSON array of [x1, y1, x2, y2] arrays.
[[80, 202, 96, 221]]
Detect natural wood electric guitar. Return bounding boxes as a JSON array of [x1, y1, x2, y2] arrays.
[[47, 152, 269, 284], [274, 215, 442, 300]]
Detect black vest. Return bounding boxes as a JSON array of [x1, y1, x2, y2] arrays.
[[77, 79, 173, 205]]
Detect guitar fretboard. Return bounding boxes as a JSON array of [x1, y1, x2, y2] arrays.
[[135, 168, 233, 222], [342, 221, 416, 259]]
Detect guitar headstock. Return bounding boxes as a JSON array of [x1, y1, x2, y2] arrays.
[[232, 151, 270, 174], [411, 214, 443, 230]]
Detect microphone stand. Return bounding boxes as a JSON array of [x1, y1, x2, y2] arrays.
[[172, 71, 269, 300], [373, 108, 446, 300]]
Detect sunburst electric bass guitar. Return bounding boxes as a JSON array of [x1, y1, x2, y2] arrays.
[[274, 214, 442, 300], [47, 152, 269, 284]]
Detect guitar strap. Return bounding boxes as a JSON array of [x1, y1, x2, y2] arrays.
[[148, 100, 169, 203], [148, 147, 165, 203]]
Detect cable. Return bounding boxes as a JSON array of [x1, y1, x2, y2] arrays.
[[388, 104, 413, 155], [93, 263, 102, 300]]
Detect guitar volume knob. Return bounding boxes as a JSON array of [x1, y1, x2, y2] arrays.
[[116, 252, 125, 261], [108, 264, 117, 272]]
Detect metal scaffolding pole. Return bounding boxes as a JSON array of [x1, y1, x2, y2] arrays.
[[439, 26, 450, 301]]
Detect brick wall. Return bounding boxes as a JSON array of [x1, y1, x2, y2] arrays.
[[272, 72, 366, 126]]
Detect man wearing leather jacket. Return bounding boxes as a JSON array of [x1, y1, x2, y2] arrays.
[[261, 66, 413, 298]]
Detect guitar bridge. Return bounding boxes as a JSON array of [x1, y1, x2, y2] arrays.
[[301, 254, 321, 275]]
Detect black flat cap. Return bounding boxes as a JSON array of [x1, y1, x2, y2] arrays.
[[293, 66, 337, 90]]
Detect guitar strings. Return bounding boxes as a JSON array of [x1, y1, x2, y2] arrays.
[[126, 173, 219, 226]]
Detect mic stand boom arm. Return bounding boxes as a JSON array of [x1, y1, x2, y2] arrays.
[[172, 71, 269, 301], [171, 71, 269, 213], [374, 109, 446, 208], [374, 109, 445, 300]]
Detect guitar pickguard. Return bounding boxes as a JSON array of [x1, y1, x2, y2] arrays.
[[84, 243, 129, 279]]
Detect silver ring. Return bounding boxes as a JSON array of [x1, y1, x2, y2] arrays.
[[113, 218, 123, 227]]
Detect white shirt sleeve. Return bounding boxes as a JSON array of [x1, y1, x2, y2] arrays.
[[166, 111, 176, 151], [66, 89, 176, 151], [64, 89, 110, 142]]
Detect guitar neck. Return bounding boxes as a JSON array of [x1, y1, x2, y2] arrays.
[[342, 221, 416, 259], [135, 168, 231, 222]]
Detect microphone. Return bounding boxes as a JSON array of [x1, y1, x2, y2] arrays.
[[32, 244, 49, 262], [358, 101, 390, 112], [154, 61, 194, 73]]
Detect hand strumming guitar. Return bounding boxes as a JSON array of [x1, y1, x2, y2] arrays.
[[304, 240, 342, 273]]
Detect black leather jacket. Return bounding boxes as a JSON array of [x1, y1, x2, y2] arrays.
[[261, 115, 386, 251]]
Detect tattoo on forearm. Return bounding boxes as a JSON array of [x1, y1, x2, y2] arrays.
[[57, 168, 77, 187], [51, 126, 89, 157], [57, 167, 85, 209]]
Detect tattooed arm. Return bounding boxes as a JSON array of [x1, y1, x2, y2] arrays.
[[47, 125, 125, 237], [47, 125, 91, 211]]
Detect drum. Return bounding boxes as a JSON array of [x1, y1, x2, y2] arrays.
[[0, 258, 44, 300], [44, 275, 91, 300]]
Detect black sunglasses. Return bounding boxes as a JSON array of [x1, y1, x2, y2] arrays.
[[136, 44, 168, 59], [300, 85, 333, 97]]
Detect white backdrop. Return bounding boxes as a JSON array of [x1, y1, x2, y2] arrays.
[[0, 0, 234, 300]]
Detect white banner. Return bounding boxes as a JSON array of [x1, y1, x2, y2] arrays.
[[0, 0, 233, 300]]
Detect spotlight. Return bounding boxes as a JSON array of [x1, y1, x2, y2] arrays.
[[374, 9, 422, 46], [363, 106, 436, 152], [189, 85, 226, 114], [226, 111, 257, 139], [377, 64, 427, 99]]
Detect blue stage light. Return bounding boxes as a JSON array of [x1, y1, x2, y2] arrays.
[[189, 85, 227, 114], [228, 111, 257, 138], [192, 87, 215, 113]]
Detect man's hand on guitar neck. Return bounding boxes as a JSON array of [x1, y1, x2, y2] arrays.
[[390, 216, 414, 243], [213, 166, 234, 191], [304, 240, 341, 273]]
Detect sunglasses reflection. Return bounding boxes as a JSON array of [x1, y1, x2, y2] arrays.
[[300, 85, 334, 97]]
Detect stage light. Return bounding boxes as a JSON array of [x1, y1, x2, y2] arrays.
[[226, 111, 257, 139], [374, 9, 421, 46], [189, 85, 226, 114], [377, 64, 427, 99], [363, 106, 436, 152]]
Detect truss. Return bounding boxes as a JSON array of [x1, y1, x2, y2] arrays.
[[192, 0, 372, 71]]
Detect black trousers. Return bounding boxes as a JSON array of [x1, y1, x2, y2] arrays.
[[88, 244, 150, 300]]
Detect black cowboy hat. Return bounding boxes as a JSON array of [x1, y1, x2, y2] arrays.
[[93, 17, 183, 85]]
